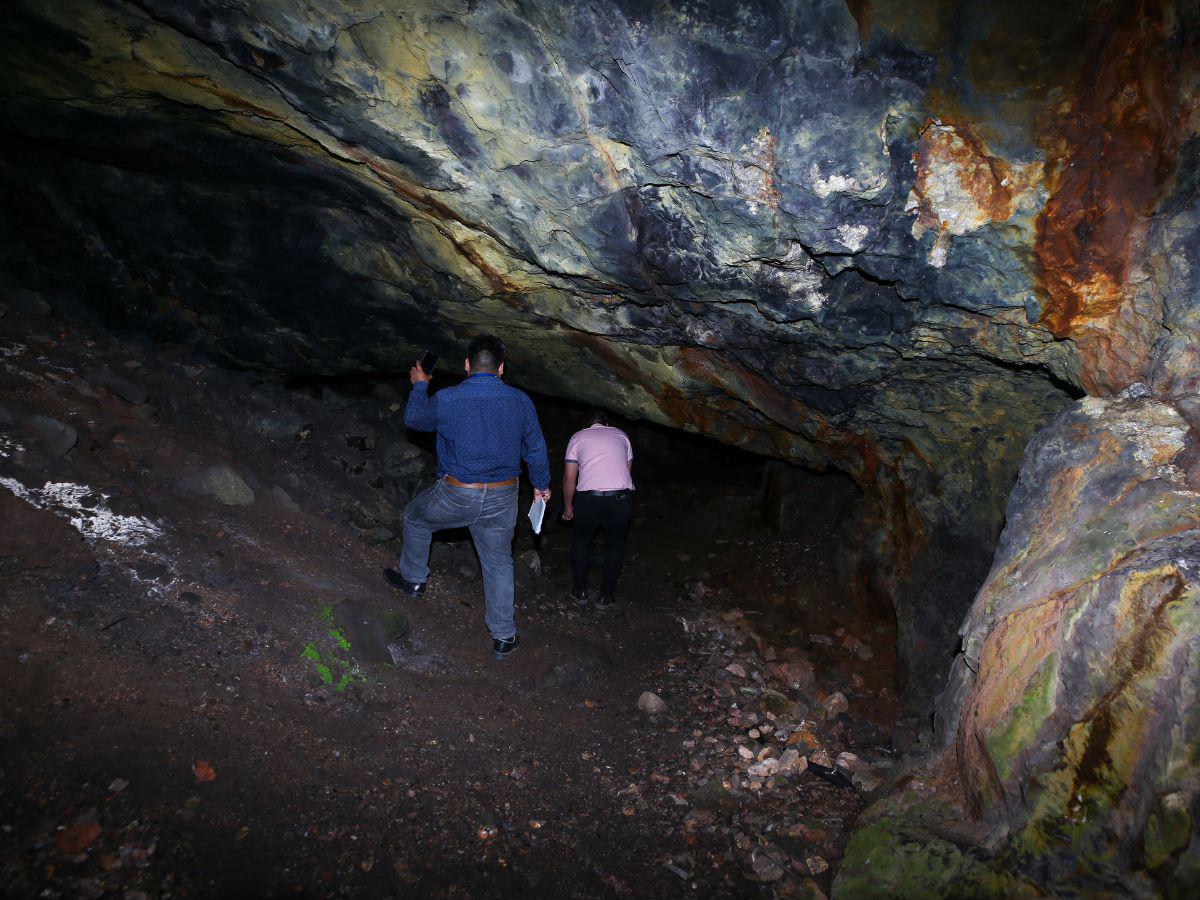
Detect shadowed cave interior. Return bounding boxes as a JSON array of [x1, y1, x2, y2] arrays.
[[1, 0, 1199, 897]]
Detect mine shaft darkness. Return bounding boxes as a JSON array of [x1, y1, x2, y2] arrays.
[[2, 0, 1200, 896]]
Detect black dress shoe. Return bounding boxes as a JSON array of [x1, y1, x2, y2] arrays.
[[596, 595, 617, 609], [491, 635, 520, 660], [383, 568, 425, 597], [570, 590, 589, 606]]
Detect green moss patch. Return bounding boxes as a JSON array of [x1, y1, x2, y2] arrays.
[[835, 816, 1034, 899], [985, 657, 1058, 783]]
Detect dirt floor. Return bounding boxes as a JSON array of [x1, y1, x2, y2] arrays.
[[0, 301, 899, 898]]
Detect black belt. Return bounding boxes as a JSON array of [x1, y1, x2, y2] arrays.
[[580, 489, 633, 497]]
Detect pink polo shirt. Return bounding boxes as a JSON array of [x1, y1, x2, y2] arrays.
[[565, 424, 634, 491]]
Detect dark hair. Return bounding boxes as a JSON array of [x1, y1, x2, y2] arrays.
[[467, 334, 506, 372], [588, 407, 610, 426]]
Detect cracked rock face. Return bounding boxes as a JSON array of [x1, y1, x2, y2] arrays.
[[0, 0, 1196, 727]]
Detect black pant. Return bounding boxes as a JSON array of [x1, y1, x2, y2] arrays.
[[570, 491, 634, 599]]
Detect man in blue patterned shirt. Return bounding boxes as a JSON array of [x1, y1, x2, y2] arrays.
[[384, 334, 551, 660]]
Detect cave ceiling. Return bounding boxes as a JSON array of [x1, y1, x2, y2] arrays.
[[2, 0, 1196, 705]]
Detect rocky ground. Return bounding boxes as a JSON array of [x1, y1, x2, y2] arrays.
[[0, 298, 901, 898]]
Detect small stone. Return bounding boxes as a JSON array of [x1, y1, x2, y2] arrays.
[[748, 758, 779, 777], [810, 749, 833, 767], [776, 748, 807, 775], [725, 662, 747, 678], [55, 822, 100, 854], [787, 724, 821, 753], [805, 854, 829, 875], [737, 745, 754, 760], [108, 778, 129, 793], [518, 548, 541, 576], [823, 691, 848, 718], [637, 691, 667, 715], [749, 847, 786, 882], [836, 751, 862, 772]]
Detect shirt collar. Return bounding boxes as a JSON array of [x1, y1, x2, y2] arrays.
[[467, 372, 499, 379]]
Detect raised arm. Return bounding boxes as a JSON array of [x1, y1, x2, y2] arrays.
[[403, 364, 437, 431]]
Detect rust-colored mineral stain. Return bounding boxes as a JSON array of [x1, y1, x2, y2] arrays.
[[677, 347, 806, 433], [1034, 0, 1186, 338], [910, 119, 1027, 236], [1065, 571, 1181, 819]]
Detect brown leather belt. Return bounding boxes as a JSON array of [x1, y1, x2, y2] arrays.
[[444, 475, 518, 489]]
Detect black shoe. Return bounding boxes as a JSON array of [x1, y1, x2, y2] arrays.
[[384, 568, 425, 597], [492, 635, 520, 660], [596, 595, 616, 609], [570, 590, 589, 606]]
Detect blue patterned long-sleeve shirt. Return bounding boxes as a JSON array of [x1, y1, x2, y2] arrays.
[[404, 373, 551, 489]]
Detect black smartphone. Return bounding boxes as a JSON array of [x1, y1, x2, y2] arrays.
[[418, 350, 439, 374]]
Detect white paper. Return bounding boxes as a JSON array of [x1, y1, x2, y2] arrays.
[[527, 497, 546, 534]]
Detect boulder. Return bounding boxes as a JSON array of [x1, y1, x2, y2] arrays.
[[26, 414, 77, 456], [177, 465, 255, 506], [850, 392, 1200, 896], [82, 366, 149, 405], [941, 393, 1200, 890]]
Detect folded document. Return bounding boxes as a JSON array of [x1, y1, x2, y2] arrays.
[[527, 497, 546, 534]]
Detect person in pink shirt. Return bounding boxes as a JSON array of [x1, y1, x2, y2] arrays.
[[562, 409, 635, 608]]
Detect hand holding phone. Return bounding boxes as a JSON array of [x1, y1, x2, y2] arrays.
[[411, 350, 438, 385]]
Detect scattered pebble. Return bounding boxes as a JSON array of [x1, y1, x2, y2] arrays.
[[823, 691, 848, 717], [637, 691, 667, 715]]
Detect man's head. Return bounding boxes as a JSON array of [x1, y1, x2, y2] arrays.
[[588, 407, 610, 426], [466, 334, 506, 375]]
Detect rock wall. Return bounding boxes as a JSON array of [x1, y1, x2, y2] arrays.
[[0, 0, 1193, 728], [837, 5, 1200, 888]]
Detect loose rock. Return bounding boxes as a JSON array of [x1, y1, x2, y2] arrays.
[[823, 691, 848, 718], [26, 414, 77, 455], [177, 465, 255, 506], [637, 691, 667, 715]]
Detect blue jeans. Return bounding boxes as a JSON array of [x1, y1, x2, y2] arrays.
[[398, 479, 519, 640]]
